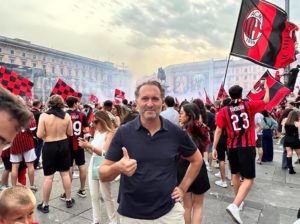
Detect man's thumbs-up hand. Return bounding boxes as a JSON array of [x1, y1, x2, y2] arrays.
[[117, 147, 137, 176]]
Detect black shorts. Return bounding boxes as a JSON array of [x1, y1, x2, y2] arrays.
[[177, 160, 210, 195], [256, 135, 263, 148], [70, 147, 85, 166], [228, 147, 256, 179], [2, 156, 12, 171], [216, 139, 227, 161], [42, 139, 71, 176]]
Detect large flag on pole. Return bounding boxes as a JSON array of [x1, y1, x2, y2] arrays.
[[247, 70, 290, 112], [231, 0, 298, 69], [216, 82, 228, 101], [51, 79, 82, 100], [0, 66, 33, 97]]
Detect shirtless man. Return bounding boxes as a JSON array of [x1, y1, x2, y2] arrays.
[[36, 95, 74, 213]]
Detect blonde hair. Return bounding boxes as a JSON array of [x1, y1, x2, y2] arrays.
[[285, 110, 300, 125], [94, 111, 115, 133], [0, 186, 36, 217]]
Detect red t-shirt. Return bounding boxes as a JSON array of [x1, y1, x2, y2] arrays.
[[216, 99, 266, 148], [67, 109, 89, 150], [10, 117, 36, 155]]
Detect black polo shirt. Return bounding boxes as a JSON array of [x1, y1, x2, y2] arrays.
[[106, 116, 197, 219]]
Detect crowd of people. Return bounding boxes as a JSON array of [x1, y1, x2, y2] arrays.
[[1, 80, 300, 223]]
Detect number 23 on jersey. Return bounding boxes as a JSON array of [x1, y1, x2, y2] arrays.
[[231, 112, 249, 131]]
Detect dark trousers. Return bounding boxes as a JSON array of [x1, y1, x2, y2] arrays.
[[262, 129, 273, 162], [281, 137, 288, 169], [34, 138, 43, 168]]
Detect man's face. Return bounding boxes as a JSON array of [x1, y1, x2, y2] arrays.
[[0, 204, 35, 224], [136, 85, 163, 122], [0, 111, 19, 155]]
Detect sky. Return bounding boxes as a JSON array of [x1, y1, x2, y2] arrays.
[[0, 0, 299, 79]]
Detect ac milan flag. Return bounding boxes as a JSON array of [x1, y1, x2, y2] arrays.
[[89, 94, 99, 104], [216, 82, 228, 101], [114, 88, 125, 104], [51, 79, 82, 100], [231, 0, 298, 69], [114, 89, 125, 99], [247, 70, 290, 112], [204, 88, 213, 105], [0, 66, 33, 97]]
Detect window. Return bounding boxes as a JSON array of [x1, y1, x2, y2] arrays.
[[43, 57, 46, 61], [10, 50, 14, 54], [43, 64, 46, 70], [33, 55, 36, 59], [22, 61, 26, 66], [61, 68, 64, 75], [22, 52, 26, 57], [10, 59, 15, 64], [52, 67, 55, 73], [0, 48, 2, 52], [33, 63, 36, 67]]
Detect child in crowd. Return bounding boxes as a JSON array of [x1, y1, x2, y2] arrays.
[[0, 185, 39, 224]]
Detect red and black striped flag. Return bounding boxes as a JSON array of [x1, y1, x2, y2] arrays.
[[231, 0, 298, 69], [247, 70, 290, 112], [216, 82, 228, 101], [89, 94, 99, 104], [204, 88, 213, 105], [0, 66, 33, 97], [114, 88, 125, 104], [51, 79, 82, 100]]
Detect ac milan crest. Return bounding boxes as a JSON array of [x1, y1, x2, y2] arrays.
[[242, 9, 263, 48]]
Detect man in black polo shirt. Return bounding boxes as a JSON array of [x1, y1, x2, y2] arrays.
[[100, 81, 202, 223]]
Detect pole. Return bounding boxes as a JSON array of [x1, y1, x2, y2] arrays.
[[284, 0, 290, 86], [223, 0, 243, 86], [223, 55, 231, 85]]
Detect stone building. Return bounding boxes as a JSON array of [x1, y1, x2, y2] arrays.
[[0, 35, 133, 103]]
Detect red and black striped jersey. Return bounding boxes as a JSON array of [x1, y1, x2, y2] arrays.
[[10, 117, 36, 155], [216, 99, 266, 148], [67, 109, 89, 151]]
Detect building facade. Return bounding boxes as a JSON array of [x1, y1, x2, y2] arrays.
[[139, 57, 300, 102], [0, 35, 133, 103]]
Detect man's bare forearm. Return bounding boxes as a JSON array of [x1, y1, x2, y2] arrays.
[[213, 127, 222, 149], [99, 161, 121, 182]]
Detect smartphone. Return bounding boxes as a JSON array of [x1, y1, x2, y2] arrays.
[[78, 137, 84, 141]]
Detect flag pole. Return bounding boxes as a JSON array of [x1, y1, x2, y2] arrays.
[[284, 0, 290, 86], [223, 0, 244, 85]]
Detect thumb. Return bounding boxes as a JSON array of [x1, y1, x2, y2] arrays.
[[122, 147, 130, 159]]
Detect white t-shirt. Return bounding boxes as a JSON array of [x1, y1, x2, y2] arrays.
[[255, 113, 264, 135], [160, 107, 180, 126]]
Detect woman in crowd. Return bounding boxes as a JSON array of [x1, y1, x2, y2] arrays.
[[283, 110, 300, 174], [261, 110, 278, 162], [37, 95, 73, 213], [79, 111, 118, 224], [111, 104, 127, 127], [178, 103, 210, 224]]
